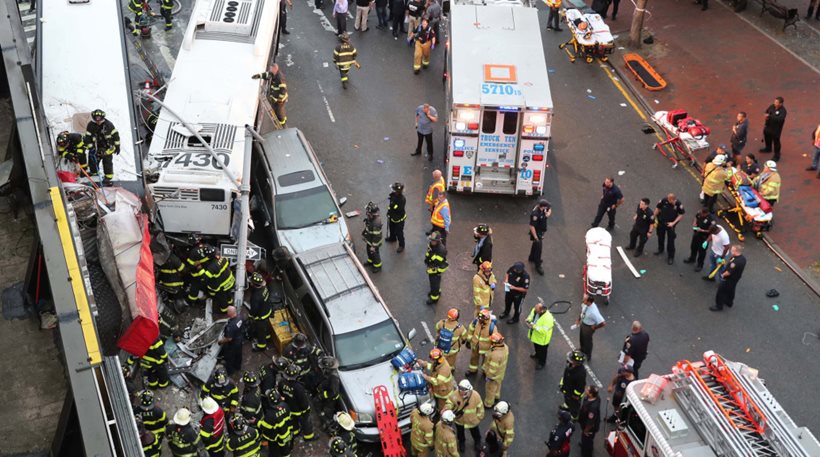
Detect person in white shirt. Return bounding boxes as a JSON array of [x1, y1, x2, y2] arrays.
[[575, 294, 606, 361], [704, 224, 730, 281]]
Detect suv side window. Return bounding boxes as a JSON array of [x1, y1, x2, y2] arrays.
[[300, 293, 332, 351]]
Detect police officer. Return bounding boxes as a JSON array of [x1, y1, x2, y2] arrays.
[[435, 308, 467, 369], [472, 224, 493, 267], [251, 64, 288, 126], [710, 244, 747, 312], [317, 357, 342, 428], [136, 415, 162, 457], [499, 262, 529, 324], [202, 366, 240, 412], [85, 109, 121, 185], [205, 254, 236, 314], [578, 386, 601, 457], [167, 408, 202, 457], [281, 363, 316, 441], [560, 350, 587, 420], [240, 371, 264, 426], [653, 193, 685, 265], [424, 231, 448, 305], [134, 390, 168, 442], [482, 333, 509, 408], [410, 401, 436, 457], [258, 388, 293, 457], [218, 306, 244, 375], [55, 130, 90, 172], [159, 0, 174, 30], [199, 397, 226, 457], [546, 410, 574, 457], [626, 198, 654, 258], [226, 414, 261, 457], [683, 207, 716, 272], [528, 199, 551, 275], [248, 273, 273, 351], [127, 337, 170, 388], [386, 182, 407, 253], [333, 33, 361, 89], [362, 202, 383, 273], [590, 177, 624, 231]]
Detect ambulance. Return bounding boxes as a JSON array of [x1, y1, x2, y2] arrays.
[[444, 1, 553, 195]]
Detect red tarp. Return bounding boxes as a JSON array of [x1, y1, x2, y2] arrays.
[[117, 217, 159, 357]]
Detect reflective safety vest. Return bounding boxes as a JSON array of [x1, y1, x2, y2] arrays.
[[450, 390, 484, 428], [199, 409, 226, 454], [431, 199, 450, 229], [482, 343, 509, 382], [491, 411, 515, 450], [424, 359, 455, 399], [526, 308, 554, 346], [425, 177, 445, 207], [333, 42, 358, 71], [226, 427, 261, 457], [755, 171, 781, 201], [702, 163, 729, 196], [410, 409, 435, 452]]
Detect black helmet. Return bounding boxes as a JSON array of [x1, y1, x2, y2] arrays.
[[138, 390, 155, 409], [319, 356, 339, 370], [229, 413, 247, 433], [213, 366, 228, 385], [567, 350, 586, 364], [365, 202, 380, 215], [329, 436, 347, 455], [242, 370, 259, 386], [284, 363, 300, 380], [56, 131, 69, 147], [391, 182, 405, 193], [274, 356, 291, 371], [474, 224, 490, 235], [338, 32, 350, 42], [292, 333, 308, 348], [91, 109, 106, 121], [201, 245, 216, 257], [266, 387, 281, 403], [249, 272, 265, 288]]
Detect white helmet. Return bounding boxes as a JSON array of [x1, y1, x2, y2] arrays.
[[173, 408, 192, 426], [419, 401, 435, 416], [712, 154, 726, 166], [334, 411, 355, 431], [765, 160, 777, 171], [493, 401, 510, 417], [441, 410, 456, 423], [201, 397, 219, 415], [458, 379, 473, 392]]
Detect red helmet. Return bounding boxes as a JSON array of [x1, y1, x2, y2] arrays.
[[490, 333, 504, 344], [447, 308, 459, 320], [478, 308, 491, 320], [429, 348, 443, 360]]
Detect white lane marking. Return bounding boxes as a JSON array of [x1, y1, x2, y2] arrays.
[[421, 321, 435, 342], [307, 0, 340, 33], [316, 80, 336, 123], [554, 320, 604, 388], [616, 246, 641, 278]]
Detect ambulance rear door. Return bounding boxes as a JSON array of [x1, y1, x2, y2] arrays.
[[514, 109, 552, 195], [447, 105, 481, 192]]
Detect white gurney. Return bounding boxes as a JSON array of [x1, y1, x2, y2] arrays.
[[559, 9, 614, 63], [584, 227, 612, 304]]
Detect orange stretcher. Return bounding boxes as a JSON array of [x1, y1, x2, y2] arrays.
[[623, 53, 667, 91]]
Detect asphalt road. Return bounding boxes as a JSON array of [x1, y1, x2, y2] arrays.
[[278, 3, 820, 456]]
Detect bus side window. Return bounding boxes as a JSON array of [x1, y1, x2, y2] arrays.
[[502, 112, 518, 135], [482, 110, 497, 134]]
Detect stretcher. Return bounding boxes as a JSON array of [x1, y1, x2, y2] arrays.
[[584, 227, 612, 305], [651, 109, 711, 167], [559, 9, 614, 63], [623, 53, 667, 91], [717, 170, 773, 241]]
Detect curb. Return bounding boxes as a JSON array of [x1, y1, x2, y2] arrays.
[[605, 55, 820, 298]]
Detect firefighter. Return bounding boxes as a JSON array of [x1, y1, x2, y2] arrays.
[[465, 308, 499, 377], [85, 109, 121, 185], [490, 401, 514, 457], [204, 253, 236, 314], [578, 386, 601, 457], [328, 436, 354, 457], [448, 379, 484, 453], [283, 333, 324, 392], [248, 272, 273, 351], [200, 397, 226, 457], [435, 308, 467, 369], [430, 192, 451, 245], [754, 160, 781, 207], [425, 170, 445, 214], [546, 410, 574, 457], [258, 388, 294, 457], [410, 401, 436, 457], [471, 224, 493, 267], [136, 416, 162, 457], [168, 408, 202, 457], [560, 350, 587, 420], [156, 251, 186, 305], [251, 64, 288, 126], [127, 337, 170, 388], [332, 33, 361, 89], [421, 348, 454, 411], [225, 414, 261, 457], [424, 231, 448, 305], [409, 17, 435, 74], [362, 202, 383, 273], [317, 357, 342, 427], [434, 410, 459, 457], [128, 0, 144, 35], [260, 356, 288, 396], [186, 244, 213, 307], [240, 371, 264, 426], [134, 389, 168, 441], [482, 333, 508, 408], [55, 131, 89, 172], [159, 0, 174, 30], [471, 261, 496, 317], [201, 366, 240, 413], [385, 182, 407, 253], [281, 363, 316, 441], [332, 412, 357, 456]]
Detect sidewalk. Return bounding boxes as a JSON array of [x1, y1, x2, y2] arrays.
[[606, 0, 820, 276]]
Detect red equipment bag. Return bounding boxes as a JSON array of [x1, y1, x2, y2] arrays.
[[666, 109, 688, 125], [676, 117, 710, 138]]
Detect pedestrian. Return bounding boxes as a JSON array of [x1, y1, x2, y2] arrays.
[[425, 170, 445, 213], [409, 18, 435, 75], [466, 308, 499, 377], [525, 302, 554, 370], [258, 389, 294, 457], [317, 358, 342, 427], [167, 408, 202, 457], [472, 261, 497, 316], [653, 193, 685, 265], [362, 202, 383, 273], [625, 198, 654, 258], [430, 192, 450, 244], [760, 96, 787, 162], [248, 273, 272, 352], [201, 366, 240, 413], [472, 224, 493, 267], [423, 348, 455, 411], [578, 386, 601, 457], [742, 153, 760, 178], [807, 0, 820, 19], [753, 160, 781, 207], [281, 363, 316, 441], [730, 111, 749, 159], [609, 0, 621, 19], [546, 410, 574, 457], [710, 244, 746, 311], [575, 294, 606, 361], [375, 0, 389, 29], [560, 350, 586, 420], [703, 224, 731, 282], [449, 379, 484, 453], [134, 390, 168, 442], [354, 0, 372, 31], [435, 308, 468, 368], [683, 207, 716, 272], [528, 199, 552, 275], [490, 402, 515, 457], [499, 262, 529, 324], [424, 231, 448, 305], [239, 371, 263, 426], [391, 0, 407, 39], [218, 307, 244, 375], [806, 123, 820, 178], [435, 411, 460, 457], [590, 177, 624, 231], [482, 333, 509, 408], [225, 414, 261, 457], [545, 0, 562, 31], [333, 33, 361, 89], [619, 321, 649, 378], [700, 155, 730, 213], [85, 109, 121, 185], [333, 0, 349, 35], [410, 401, 436, 457], [126, 337, 170, 388], [424, 0, 442, 41], [251, 64, 288, 127], [279, 0, 293, 34], [413, 103, 439, 159], [385, 182, 407, 252], [406, 0, 425, 40], [606, 366, 635, 422], [199, 397, 226, 457]]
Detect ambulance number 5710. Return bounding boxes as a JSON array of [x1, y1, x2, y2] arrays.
[[481, 83, 521, 96]]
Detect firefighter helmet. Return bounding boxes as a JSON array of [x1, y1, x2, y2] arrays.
[[338, 32, 350, 43], [242, 370, 259, 386], [458, 379, 473, 392], [91, 109, 106, 122], [266, 387, 281, 403], [474, 224, 490, 235], [249, 272, 265, 287], [201, 396, 219, 415], [428, 231, 442, 242], [213, 366, 228, 386], [391, 182, 405, 193], [490, 333, 504, 345], [493, 401, 510, 417], [319, 356, 339, 370], [329, 436, 347, 455], [229, 413, 247, 433], [292, 333, 308, 348], [365, 201, 380, 215], [419, 401, 435, 416], [429, 348, 443, 360], [447, 308, 460, 320], [478, 308, 491, 321], [441, 410, 456, 423], [173, 408, 192, 426], [274, 356, 291, 370], [284, 363, 300, 380], [138, 389, 155, 409], [480, 261, 492, 271], [56, 131, 70, 147], [567, 350, 586, 364], [334, 411, 355, 431]]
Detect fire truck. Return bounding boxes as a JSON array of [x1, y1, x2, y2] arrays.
[[444, 0, 552, 195], [607, 351, 820, 457]]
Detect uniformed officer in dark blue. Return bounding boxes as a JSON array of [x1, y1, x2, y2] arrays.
[[710, 244, 746, 312], [528, 199, 552, 276], [546, 410, 574, 457], [591, 177, 624, 231], [683, 207, 716, 272], [626, 198, 654, 257], [499, 262, 529, 324], [653, 193, 685, 265], [578, 386, 601, 457], [219, 305, 244, 375]]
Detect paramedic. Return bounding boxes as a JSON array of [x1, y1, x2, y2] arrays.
[[575, 294, 606, 361], [591, 177, 624, 231], [653, 193, 685, 265], [528, 199, 551, 276]]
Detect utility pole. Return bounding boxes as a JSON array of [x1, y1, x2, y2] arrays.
[[629, 0, 648, 48]]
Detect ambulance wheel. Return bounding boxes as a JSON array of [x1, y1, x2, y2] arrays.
[[737, 233, 745, 242], [755, 231, 764, 240], [585, 56, 594, 63], [559, 43, 566, 49]]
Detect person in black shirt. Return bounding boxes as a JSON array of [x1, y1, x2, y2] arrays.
[[578, 386, 601, 457], [591, 177, 624, 231], [219, 306, 244, 375], [710, 244, 746, 311], [472, 224, 493, 268], [390, 0, 407, 39], [386, 182, 407, 252], [606, 366, 635, 423], [760, 96, 787, 162], [653, 193, 685, 264], [621, 321, 649, 378], [528, 199, 551, 275], [626, 198, 654, 257], [683, 207, 716, 271], [546, 410, 574, 457], [499, 262, 529, 324]]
